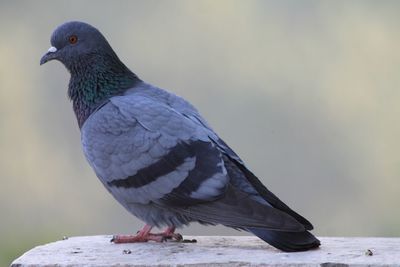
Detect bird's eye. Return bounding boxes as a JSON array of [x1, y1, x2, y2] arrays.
[[68, 35, 78, 44]]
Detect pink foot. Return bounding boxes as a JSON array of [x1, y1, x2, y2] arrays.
[[111, 225, 183, 243], [148, 226, 183, 242]]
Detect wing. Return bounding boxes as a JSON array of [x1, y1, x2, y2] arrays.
[[82, 94, 226, 206], [81, 93, 304, 231], [161, 90, 314, 230]]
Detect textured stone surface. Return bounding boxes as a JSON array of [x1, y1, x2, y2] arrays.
[[11, 235, 400, 266]]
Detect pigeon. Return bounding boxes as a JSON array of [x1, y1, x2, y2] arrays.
[[40, 21, 320, 252]]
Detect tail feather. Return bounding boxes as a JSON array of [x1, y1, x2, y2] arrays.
[[247, 227, 320, 252]]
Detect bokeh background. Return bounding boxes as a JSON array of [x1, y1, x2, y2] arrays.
[[1, 0, 400, 265]]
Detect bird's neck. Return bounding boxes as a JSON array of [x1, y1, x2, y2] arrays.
[[68, 53, 140, 128]]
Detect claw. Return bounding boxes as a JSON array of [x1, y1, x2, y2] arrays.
[[174, 233, 183, 241]]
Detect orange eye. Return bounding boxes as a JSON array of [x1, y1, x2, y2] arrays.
[[69, 35, 78, 44]]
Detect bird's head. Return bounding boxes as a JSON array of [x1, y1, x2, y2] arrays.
[[40, 21, 115, 70]]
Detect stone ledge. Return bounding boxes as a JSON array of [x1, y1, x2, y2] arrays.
[[11, 235, 400, 267]]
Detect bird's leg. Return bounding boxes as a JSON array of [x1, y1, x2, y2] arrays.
[[111, 225, 184, 243], [147, 226, 183, 242], [111, 224, 155, 243]]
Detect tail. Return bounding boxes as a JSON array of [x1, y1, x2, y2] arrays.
[[247, 227, 320, 252]]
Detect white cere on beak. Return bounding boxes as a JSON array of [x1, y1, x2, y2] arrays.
[[48, 46, 57, 53]]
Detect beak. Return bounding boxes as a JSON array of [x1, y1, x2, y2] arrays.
[[40, 46, 58, 65]]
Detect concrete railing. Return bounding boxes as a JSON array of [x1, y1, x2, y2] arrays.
[[11, 235, 400, 266]]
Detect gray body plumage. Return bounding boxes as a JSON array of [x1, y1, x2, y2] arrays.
[[41, 21, 320, 252], [81, 82, 299, 229]]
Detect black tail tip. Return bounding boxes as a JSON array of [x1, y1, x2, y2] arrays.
[[247, 228, 321, 252]]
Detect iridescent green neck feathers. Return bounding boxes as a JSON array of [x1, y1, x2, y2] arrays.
[[68, 53, 140, 128]]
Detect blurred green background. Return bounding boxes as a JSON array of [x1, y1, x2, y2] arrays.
[[1, 0, 400, 265]]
